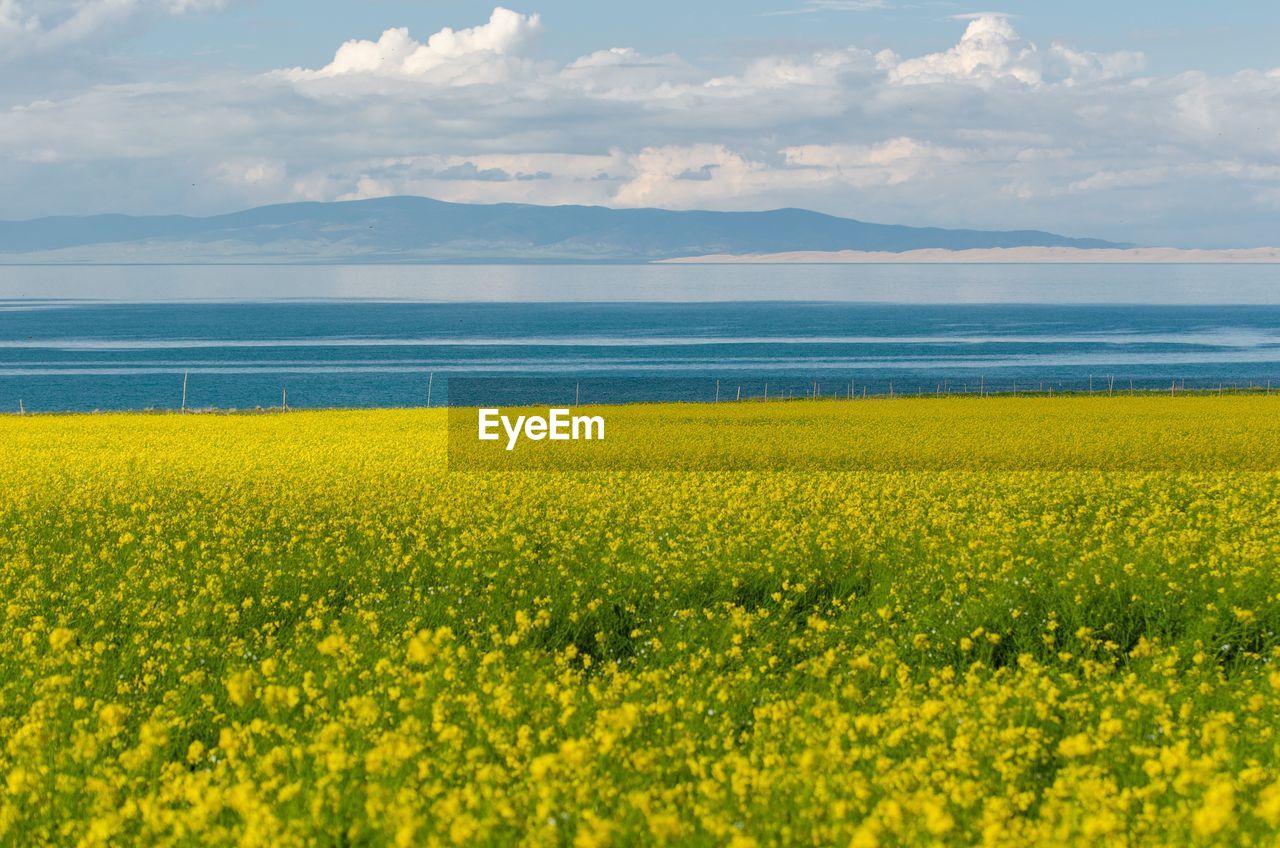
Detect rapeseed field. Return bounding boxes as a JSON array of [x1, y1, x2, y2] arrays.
[[2, 397, 1280, 846]]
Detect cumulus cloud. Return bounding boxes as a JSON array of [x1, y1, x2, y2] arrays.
[[886, 15, 1041, 85], [2, 8, 1280, 246], [884, 14, 1142, 86], [611, 145, 768, 207], [288, 7, 542, 83]]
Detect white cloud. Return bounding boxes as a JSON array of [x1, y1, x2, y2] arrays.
[[213, 158, 284, 187], [3, 8, 1280, 246], [0, 0, 228, 61], [567, 47, 648, 70], [289, 7, 542, 82], [888, 15, 1040, 84], [310, 152, 620, 206], [612, 145, 767, 207], [784, 138, 969, 185], [288, 140, 976, 212], [947, 12, 1017, 22], [559, 48, 698, 99], [710, 47, 875, 90], [764, 1, 888, 15], [885, 14, 1142, 86]]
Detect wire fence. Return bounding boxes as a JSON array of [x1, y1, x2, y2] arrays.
[[443, 375, 1280, 408], [5, 373, 1280, 414]]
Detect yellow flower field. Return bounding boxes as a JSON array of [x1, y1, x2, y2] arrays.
[[2, 397, 1280, 846]]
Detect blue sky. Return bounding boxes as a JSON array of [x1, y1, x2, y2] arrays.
[[122, 1, 1277, 77], [1, 1, 1278, 246]]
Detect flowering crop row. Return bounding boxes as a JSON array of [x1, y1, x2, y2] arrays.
[[1, 398, 1279, 845]]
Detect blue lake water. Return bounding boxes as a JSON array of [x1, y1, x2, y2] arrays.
[[3, 264, 1280, 411]]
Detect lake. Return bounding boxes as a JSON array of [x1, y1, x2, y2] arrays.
[[2, 264, 1280, 411]]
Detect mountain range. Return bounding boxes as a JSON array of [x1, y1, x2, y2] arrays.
[[0, 196, 1125, 263]]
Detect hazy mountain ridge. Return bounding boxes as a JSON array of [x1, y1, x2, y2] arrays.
[[0, 196, 1125, 263]]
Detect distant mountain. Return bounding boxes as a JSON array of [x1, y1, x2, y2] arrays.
[[0, 196, 1125, 263]]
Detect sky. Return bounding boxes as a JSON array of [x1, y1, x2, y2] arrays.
[[0, 1, 1277, 246]]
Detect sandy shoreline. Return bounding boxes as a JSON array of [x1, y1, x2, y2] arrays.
[[660, 246, 1280, 264]]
